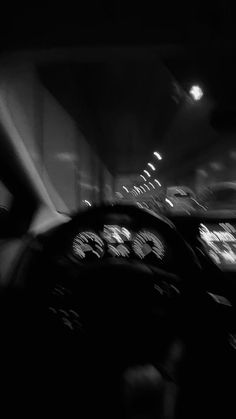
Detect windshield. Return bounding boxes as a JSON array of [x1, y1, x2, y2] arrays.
[[1, 6, 236, 218]]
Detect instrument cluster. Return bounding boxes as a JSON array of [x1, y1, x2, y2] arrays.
[[71, 224, 167, 266]]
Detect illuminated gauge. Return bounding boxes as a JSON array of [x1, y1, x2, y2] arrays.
[[72, 231, 104, 260], [133, 230, 165, 260], [103, 225, 131, 243], [108, 244, 130, 258]]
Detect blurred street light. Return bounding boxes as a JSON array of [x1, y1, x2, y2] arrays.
[[148, 163, 156, 171], [165, 198, 173, 207], [144, 170, 151, 177], [154, 152, 162, 160], [154, 179, 161, 186], [190, 85, 203, 101]]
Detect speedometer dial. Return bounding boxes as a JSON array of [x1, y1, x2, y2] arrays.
[[133, 230, 165, 260], [72, 231, 104, 260]]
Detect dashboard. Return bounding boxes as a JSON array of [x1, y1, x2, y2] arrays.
[[43, 205, 236, 285], [70, 224, 168, 266]]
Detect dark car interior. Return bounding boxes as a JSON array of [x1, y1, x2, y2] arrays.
[[1, 197, 236, 418], [1, 2, 236, 418]]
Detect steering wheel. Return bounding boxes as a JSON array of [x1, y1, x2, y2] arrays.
[[40, 205, 201, 344], [5, 204, 234, 418]]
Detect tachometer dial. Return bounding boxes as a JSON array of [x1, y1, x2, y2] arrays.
[[133, 230, 165, 260], [72, 232, 104, 260]]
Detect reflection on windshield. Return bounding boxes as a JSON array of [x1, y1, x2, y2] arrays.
[[2, 53, 236, 216]]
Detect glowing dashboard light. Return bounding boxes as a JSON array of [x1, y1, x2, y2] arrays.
[[154, 179, 161, 187], [165, 198, 173, 207], [103, 225, 131, 243], [108, 244, 130, 258], [73, 231, 104, 259], [148, 163, 156, 171], [144, 184, 150, 191], [199, 223, 236, 267], [122, 186, 129, 193], [140, 174, 146, 181], [199, 223, 235, 243], [190, 85, 203, 101], [133, 230, 165, 260], [144, 170, 151, 178], [220, 223, 236, 233], [149, 182, 155, 189], [154, 152, 162, 160], [84, 200, 91, 207]]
